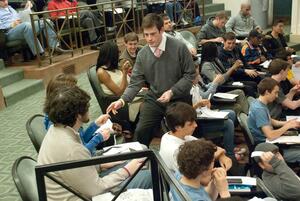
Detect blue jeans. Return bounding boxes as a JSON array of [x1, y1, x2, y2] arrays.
[[194, 110, 236, 156], [165, 1, 182, 22], [6, 19, 58, 55]]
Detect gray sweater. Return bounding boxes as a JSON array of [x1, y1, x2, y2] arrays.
[[196, 17, 226, 41], [225, 12, 259, 38], [121, 37, 195, 103], [201, 60, 229, 85], [262, 157, 300, 201]]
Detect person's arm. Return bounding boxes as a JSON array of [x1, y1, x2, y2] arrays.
[[0, 7, 20, 30], [121, 54, 146, 103], [281, 97, 300, 110], [196, 26, 224, 45], [202, 62, 227, 84], [47, 1, 59, 19], [262, 119, 299, 140], [200, 82, 218, 99], [97, 68, 128, 97], [267, 156, 300, 199], [241, 45, 261, 65], [225, 60, 242, 78], [205, 180, 219, 201], [169, 45, 195, 100], [225, 16, 235, 33]]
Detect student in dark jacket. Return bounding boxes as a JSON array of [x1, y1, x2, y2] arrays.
[[263, 19, 295, 58], [218, 32, 262, 84]]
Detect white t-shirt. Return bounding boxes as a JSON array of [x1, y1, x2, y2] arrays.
[[159, 132, 197, 173]]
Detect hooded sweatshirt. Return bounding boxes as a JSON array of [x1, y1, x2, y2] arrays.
[[196, 17, 225, 41]]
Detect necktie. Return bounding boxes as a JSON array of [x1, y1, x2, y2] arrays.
[[154, 48, 161, 58]]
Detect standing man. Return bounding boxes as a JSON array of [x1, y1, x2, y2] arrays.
[[161, 13, 197, 55], [107, 13, 195, 146], [225, 1, 261, 39]]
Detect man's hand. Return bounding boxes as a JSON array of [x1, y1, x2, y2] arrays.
[[121, 60, 132, 74], [212, 168, 230, 198], [214, 37, 224, 43], [245, 69, 258, 78], [99, 128, 111, 141], [189, 47, 197, 56], [286, 47, 295, 53], [25, 0, 33, 9], [286, 119, 300, 129], [194, 99, 211, 109], [218, 154, 232, 171], [290, 84, 300, 93], [106, 99, 124, 115], [95, 114, 110, 126], [260, 152, 274, 164], [11, 19, 21, 28], [157, 90, 173, 103], [232, 60, 243, 70]]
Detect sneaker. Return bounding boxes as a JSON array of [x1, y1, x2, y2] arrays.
[[181, 18, 189, 25]]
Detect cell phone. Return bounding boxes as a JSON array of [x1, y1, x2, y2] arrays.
[[227, 178, 243, 184]]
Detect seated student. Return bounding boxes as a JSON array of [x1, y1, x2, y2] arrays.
[[38, 85, 151, 201], [267, 59, 300, 119], [196, 11, 227, 45], [97, 41, 141, 141], [170, 139, 231, 201], [159, 102, 233, 174], [44, 73, 114, 155], [254, 143, 300, 201], [192, 62, 249, 115], [201, 41, 257, 97], [47, 0, 102, 44], [119, 32, 143, 76], [225, 2, 261, 39], [165, 0, 188, 25], [247, 77, 300, 163], [0, 0, 69, 58], [161, 14, 197, 55], [263, 19, 295, 58], [241, 29, 272, 66], [218, 32, 262, 84]]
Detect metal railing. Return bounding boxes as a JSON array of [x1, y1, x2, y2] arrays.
[[27, 0, 205, 66], [35, 149, 192, 201]]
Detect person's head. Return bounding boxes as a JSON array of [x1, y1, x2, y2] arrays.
[[160, 13, 173, 32], [0, 0, 8, 8], [272, 19, 285, 35], [165, 102, 197, 135], [254, 143, 284, 172], [213, 11, 228, 29], [44, 73, 78, 114], [257, 77, 279, 102], [96, 40, 119, 70], [47, 86, 91, 128], [268, 59, 291, 80], [248, 29, 263, 46], [124, 32, 139, 56], [240, 1, 251, 17], [177, 139, 217, 186], [275, 49, 293, 64], [142, 13, 164, 48], [223, 32, 237, 51], [201, 42, 218, 64]]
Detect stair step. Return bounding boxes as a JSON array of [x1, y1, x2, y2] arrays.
[[0, 68, 24, 88], [0, 59, 5, 70], [199, 3, 225, 14], [2, 79, 44, 106], [197, 0, 213, 5]]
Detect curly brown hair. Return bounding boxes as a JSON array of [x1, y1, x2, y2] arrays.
[[177, 139, 217, 179]]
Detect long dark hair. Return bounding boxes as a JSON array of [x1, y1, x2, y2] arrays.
[[200, 42, 223, 73], [96, 40, 119, 71]]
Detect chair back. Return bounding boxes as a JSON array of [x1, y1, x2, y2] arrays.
[[26, 114, 47, 153], [87, 65, 120, 113], [12, 156, 39, 201], [237, 112, 255, 151], [179, 30, 197, 49]]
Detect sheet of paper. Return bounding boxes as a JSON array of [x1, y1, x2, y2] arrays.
[[266, 135, 300, 144], [197, 107, 229, 119], [93, 189, 153, 201], [213, 93, 238, 100], [251, 151, 264, 158], [102, 142, 144, 156], [232, 81, 244, 86], [18, 8, 31, 22], [226, 176, 256, 186], [259, 60, 272, 69], [96, 119, 113, 134], [286, 116, 300, 122]]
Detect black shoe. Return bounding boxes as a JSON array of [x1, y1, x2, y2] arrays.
[[53, 47, 72, 55]]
